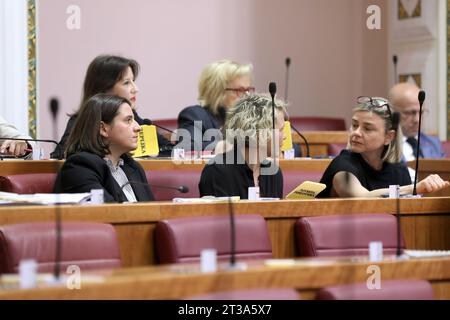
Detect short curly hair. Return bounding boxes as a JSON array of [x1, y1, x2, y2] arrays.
[[223, 93, 287, 147]]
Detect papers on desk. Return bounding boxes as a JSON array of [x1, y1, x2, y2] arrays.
[[404, 250, 450, 258], [0, 192, 91, 205], [173, 196, 240, 203]]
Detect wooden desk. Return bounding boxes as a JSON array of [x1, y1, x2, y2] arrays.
[[408, 159, 450, 197], [1, 198, 449, 267], [1, 256, 449, 299], [160, 130, 349, 157], [0, 158, 333, 175], [291, 131, 348, 156]]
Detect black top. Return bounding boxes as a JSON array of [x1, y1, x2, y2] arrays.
[[318, 149, 411, 198], [177, 105, 226, 151], [199, 150, 283, 199], [50, 110, 173, 159], [53, 151, 154, 203]]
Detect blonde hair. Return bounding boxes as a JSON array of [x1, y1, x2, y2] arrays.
[[224, 93, 287, 146], [349, 97, 403, 163], [198, 59, 253, 115]]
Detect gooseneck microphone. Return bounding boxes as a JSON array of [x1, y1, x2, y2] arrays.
[[142, 119, 198, 152], [284, 57, 291, 101], [412, 90, 426, 196], [118, 180, 189, 202], [390, 111, 402, 257], [49, 97, 62, 281], [121, 180, 189, 193], [393, 55, 398, 84], [0, 137, 59, 146], [289, 124, 310, 158]]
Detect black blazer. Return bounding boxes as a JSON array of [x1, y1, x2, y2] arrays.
[[53, 151, 154, 203], [177, 105, 225, 151], [50, 110, 173, 159]]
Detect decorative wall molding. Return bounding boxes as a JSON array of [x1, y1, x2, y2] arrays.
[[391, 0, 437, 43], [27, 0, 36, 138]]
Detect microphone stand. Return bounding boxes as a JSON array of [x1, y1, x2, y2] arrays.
[[289, 124, 310, 157], [393, 55, 398, 84], [284, 57, 291, 102], [50, 98, 62, 282], [412, 91, 426, 196]]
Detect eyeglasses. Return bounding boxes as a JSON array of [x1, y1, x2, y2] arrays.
[[400, 109, 429, 118], [357, 96, 393, 120], [225, 87, 256, 96]]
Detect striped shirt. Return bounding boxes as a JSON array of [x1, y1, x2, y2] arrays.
[[104, 157, 137, 203]]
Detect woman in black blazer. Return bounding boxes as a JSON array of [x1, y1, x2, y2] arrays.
[[51, 55, 173, 159], [53, 94, 154, 203]]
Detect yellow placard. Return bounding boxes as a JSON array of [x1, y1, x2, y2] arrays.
[[285, 181, 326, 199], [281, 121, 293, 151], [131, 125, 159, 158]]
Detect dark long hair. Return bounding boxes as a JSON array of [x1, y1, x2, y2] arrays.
[[74, 55, 139, 115], [65, 94, 131, 158]]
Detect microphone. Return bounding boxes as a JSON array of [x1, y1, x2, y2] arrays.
[[269, 82, 276, 133], [49, 98, 62, 282], [391, 111, 402, 258], [142, 119, 198, 152], [118, 180, 189, 202], [0, 137, 59, 146], [284, 57, 291, 101], [393, 55, 398, 84], [412, 90, 426, 196], [391, 111, 400, 131], [289, 123, 310, 158], [228, 196, 236, 267], [0, 137, 60, 159]]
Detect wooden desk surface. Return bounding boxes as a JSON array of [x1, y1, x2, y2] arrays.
[[0, 158, 333, 175], [2, 157, 450, 175], [1, 198, 449, 267], [1, 256, 450, 299]]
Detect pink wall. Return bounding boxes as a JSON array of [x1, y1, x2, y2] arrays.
[[38, 0, 388, 142]]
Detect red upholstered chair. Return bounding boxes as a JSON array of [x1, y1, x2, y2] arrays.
[[186, 288, 300, 300], [316, 280, 434, 300], [327, 143, 347, 156], [145, 169, 201, 201], [283, 170, 324, 198], [0, 173, 56, 194], [442, 140, 450, 158], [155, 214, 272, 264], [295, 213, 405, 257], [289, 117, 346, 131], [0, 222, 121, 274]]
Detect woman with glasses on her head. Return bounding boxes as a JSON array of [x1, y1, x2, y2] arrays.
[[318, 96, 449, 198], [177, 59, 254, 152], [53, 94, 154, 203], [51, 55, 173, 159]]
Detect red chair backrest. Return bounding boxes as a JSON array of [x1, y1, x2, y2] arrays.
[[0, 222, 121, 274], [145, 169, 201, 201], [155, 214, 272, 264], [295, 213, 405, 257], [289, 117, 346, 131], [327, 143, 347, 156], [316, 280, 434, 300], [283, 170, 324, 198], [0, 173, 56, 194]]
